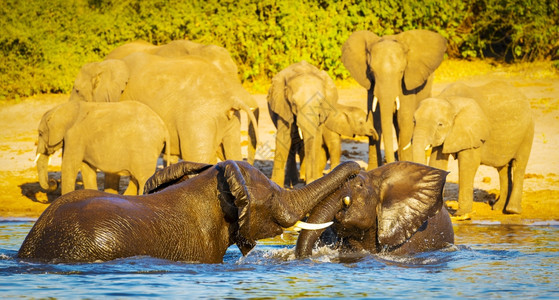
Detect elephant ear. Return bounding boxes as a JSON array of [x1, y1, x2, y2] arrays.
[[93, 59, 130, 102], [267, 67, 294, 124], [443, 97, 491, 154], [370, 162, 448, 248], [223, 161, 258, 255], [143, 161, 213, 194], [341, 30, 381, 90], [396, 30, 447, 91]]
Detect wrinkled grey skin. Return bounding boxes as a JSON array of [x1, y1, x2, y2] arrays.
[[342, 30, 447, 168], [412, 81, 534, 215], [268, 61, 339, 186], [18, 160, 361, 263], [36, 101, 169, 195], [296, 161, 454, 258], [105, 39, 259, 163], [70, 53, 257, 169]]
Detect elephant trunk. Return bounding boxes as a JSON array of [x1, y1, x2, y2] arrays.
[[375, 82, 400, 164], [278, 161, 360, 227], [295, 189, 347, 258], [37, 154, 57, 192], [411, 126, 433, 165]]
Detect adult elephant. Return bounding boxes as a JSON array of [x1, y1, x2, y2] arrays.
[[296, 162, 454, 258], [105, 39, 259, 163], [70, 53, 258, 166], [268, 61, 339, 186], [342, 30, 447, 168], [18, 160, 361, 263], [412, 81, 534, 215], [36, 101, 170, 195]]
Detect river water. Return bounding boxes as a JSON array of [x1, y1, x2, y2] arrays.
[[1, 218, 557, 299]]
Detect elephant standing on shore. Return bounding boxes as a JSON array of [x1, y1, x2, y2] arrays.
[[342, 30, 447, 168], [296, 162, 454, 258], [412, 81, 534, 215], [104, 39, 259, 163], [36, 101, 169, 195], [319, 103, 378, 172], [70, 53, 258, 167], [18, 160, 361, 263], [268, 61, 339, 186]]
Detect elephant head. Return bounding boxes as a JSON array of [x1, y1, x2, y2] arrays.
[[69, 59, 129, 102], [326, 104, 378, 139], [268, 61, 339, 184], [36, 101, 81, 191], [295, 161, 452, 257], [412, 96, 491, 165], [342, 30, 446, 165]]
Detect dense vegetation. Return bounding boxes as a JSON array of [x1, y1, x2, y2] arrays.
[[1, 0, 558, 100]]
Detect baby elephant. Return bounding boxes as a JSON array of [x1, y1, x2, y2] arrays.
[[319, 103, 378, 172], [36, 100, 170, 195], [412, 81, 534, 215]]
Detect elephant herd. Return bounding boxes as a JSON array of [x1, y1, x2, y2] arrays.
[[20, 28, 534, 263]]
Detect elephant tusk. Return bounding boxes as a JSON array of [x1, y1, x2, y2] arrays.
[[343, 196, 351, 206], [402, 141, 412, 151], [34, 154, 41, 164], [293, 220, 334, 232], [48, 155, 52, 165], [298, 127, 304, 140], [395, 96, 400, 111], [372, 96, 378, 113], [425, 144, 432, 151]]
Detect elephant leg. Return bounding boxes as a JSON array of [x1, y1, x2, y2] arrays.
[[271, 119, 292, 186], [505, 126, 533, 214], [323, 129, 341, 171], [492, 165, 510, 212], [455, 149, 481, 216], [104, 173, 121, 194], [222, 112, 242, 161], [246, 107, 259, 164], [123, 177, 139, 195], [60, 152, 82, 195], [80, 162, 98, 190], [286, 125, 301, 187]]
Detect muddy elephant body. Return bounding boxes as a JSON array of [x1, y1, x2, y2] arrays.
[[412, 81, 534, 215], [36, 101, 169, 195], [18, 160, 361, 263], [342, 30, 447, 168], [296, 162, 454, 257], [268, 61, 339, 186]]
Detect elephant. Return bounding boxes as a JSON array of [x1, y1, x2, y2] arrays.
[[411, 81, 534, 215], [18, 160, 362, 263], [295, 161, 454, 258], [319, 103, 378, 172], [268, 61, 339, 186], [70, 52, 258, 167], [341, 29, 447, 168], [36, 100, 170, 195], [104, 39, 259, 163]]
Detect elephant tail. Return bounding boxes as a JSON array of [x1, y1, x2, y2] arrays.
[[163, 125, 172, 167]]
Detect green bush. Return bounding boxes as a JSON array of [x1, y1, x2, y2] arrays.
[[1, 0, 558, 100]]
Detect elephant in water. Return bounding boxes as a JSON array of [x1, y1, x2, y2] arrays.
[[412, 81, 534, 215], [18, 160, 361, 263], [268, 61, 339, 186], [36, 101, 170, 195], [296, 162, 454, 258], [342, 30, 447, 168]]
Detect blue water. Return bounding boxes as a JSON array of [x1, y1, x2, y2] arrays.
[[1, 219, 558, 299]]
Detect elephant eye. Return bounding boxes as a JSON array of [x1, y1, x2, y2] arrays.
[[438, 122, 444, 127]]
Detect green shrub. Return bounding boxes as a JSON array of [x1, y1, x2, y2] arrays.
[[1, 0, 557, 100]]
